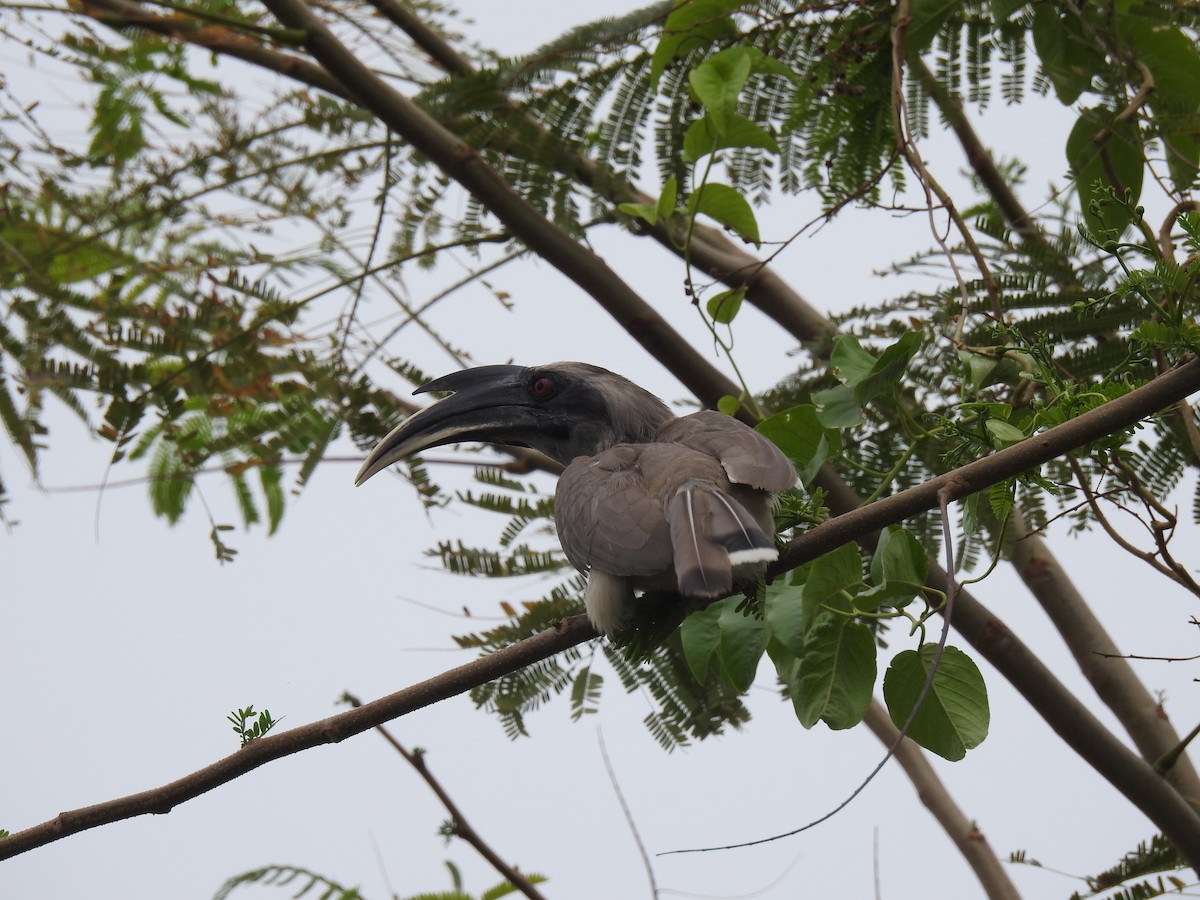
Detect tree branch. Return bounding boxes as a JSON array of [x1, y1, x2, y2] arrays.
[[1004, 509, 1200, 806], [5, 356, 1199, 863], [258, 0, 741, 407], [862, 701, 1021, 900], [0, 617, 594, 861], [343, 694, 548, 900], [79, 0, 356, 101]]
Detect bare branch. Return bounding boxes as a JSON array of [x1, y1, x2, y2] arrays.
[[343, 694, 548, 900], [862, 701, 1022, 900], [0, 617, 594, 861], [1005, 507, 1200, 803]]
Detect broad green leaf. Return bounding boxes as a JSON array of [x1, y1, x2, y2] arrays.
[[718, 599, 770, 693], [792, 615, 876, 729], [1115, 14, 1200, 193], [680, 600, 723, 683], [803, 541, 864, 612], [906, 0, 966, 55], [756, 404, 841, 486], [1162, 131, 1200, 194], [862, 525, 927, 610], [812, 384, 863, 428], [1066, 107, 1145, 237], [1030, 4, 1104, 105], [828, 335, 878, 386], [688, 182, 760, 245], [853, 330, 922, 404], [618, 201, 659, 226], [706, 287, 746, 324], [764, 580, 806, 656], [649, 0, 742, 87], [682, 113, 779, 162], [883, 645, 990, 761], [958, 349, 999, 394], [656, 176, 679, 221], [689, 46, 754, 133], [985, 418, 1026, 447]]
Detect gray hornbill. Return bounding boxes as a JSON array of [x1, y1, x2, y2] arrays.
[[355, 363, 797, 636]]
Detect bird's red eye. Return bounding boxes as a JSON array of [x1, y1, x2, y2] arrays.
[[530, 376, 554, 397]]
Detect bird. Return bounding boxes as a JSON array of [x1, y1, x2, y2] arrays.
[[355, 362, 797, 637]]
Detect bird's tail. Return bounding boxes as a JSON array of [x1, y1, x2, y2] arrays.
[[667, 481, 777, 599]]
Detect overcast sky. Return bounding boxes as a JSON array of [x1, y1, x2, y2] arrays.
[[4, 2, 1200, 899]]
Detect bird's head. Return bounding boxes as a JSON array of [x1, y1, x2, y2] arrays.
[[355, 362, 674, 484]]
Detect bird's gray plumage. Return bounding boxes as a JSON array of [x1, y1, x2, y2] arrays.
[[356, 362, 797, 636]]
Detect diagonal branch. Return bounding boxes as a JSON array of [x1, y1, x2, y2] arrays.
[[344, 694, 549, 900], [259, 0, 740, 407], [4, 355, 1199, 864], [1004, 509, 1200, 806], [862, 701, 1021, 900]]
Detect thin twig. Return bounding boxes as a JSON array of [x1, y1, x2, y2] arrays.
[[598, 729, 658, 899], [342, 694, 549, 900]]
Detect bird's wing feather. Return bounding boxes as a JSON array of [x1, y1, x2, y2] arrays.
[[656, 410, 796, 492], [555, 446, 674, 577]]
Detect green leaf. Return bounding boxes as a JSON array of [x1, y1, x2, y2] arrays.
[[656, 176, 679, 221], [985, 418, 1026, 447], [717, 599, 769, 693], [906, 0, 966, 54], [828, 335, 879, 387], [618, 201, 659, 226], [756, 404, 841, 486], [716, 394, 741, 416], [706, 287, 746, 324], [792, 616, 876, 730], [688, 182, 760, 245], [958, 349, 999, 394], [1066, 107, 1145, 237], [812, 384, 863, 428], [649, 0, 742, 88], [1030, 4, 1104, 105], [804, 542, 864, 608], [864, 525, 928, 610], [883, 645, 990, 760], [679, 600, 723, 683], [853, 330, 922, 405], [764, 580, 806, 656], [260, 464, 285, 535], [682, 113, 780, 163], [689, 46, 754, 133]]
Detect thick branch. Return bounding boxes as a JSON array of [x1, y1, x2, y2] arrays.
[[862, 701, 1021, 900], [1004, 510, 1200, 805], [5, 356, 1199, 863]]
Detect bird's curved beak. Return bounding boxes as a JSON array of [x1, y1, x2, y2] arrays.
[[355, 365, 529, 486]]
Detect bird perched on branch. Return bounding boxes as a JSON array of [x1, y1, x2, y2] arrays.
[[355, 363, 797, 637]]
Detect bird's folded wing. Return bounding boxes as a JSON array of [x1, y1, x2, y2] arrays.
[[555, 446, 674, 577], [655, 410, 796, 492]]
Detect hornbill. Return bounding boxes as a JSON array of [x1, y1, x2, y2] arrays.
[[355, 363, 797, 636]]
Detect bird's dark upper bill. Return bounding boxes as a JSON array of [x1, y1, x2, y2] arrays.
[[354, 365, 526, 486]]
